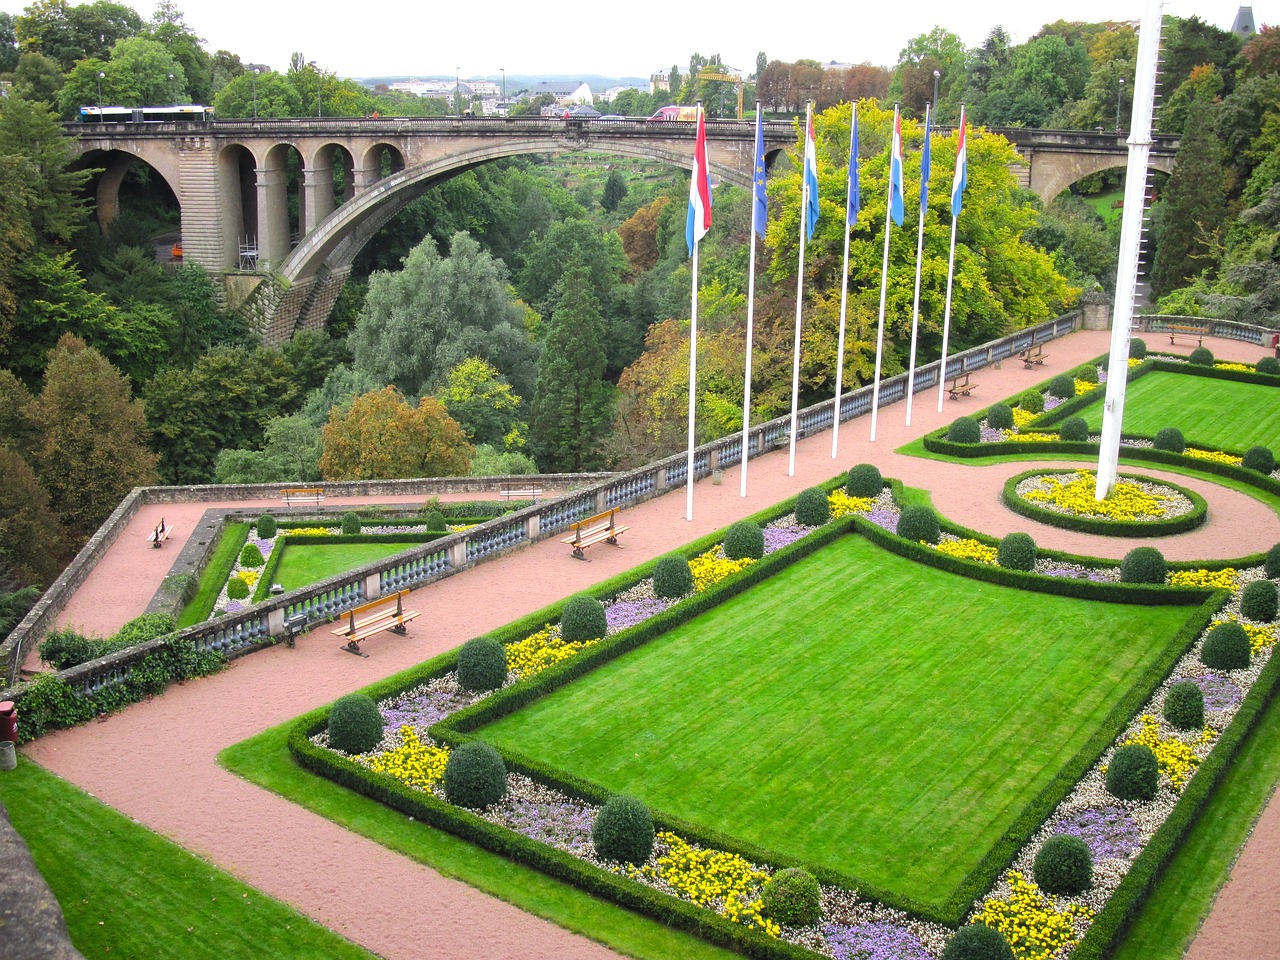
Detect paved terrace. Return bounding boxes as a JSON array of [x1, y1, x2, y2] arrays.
[[20, 328, 1280, 960]]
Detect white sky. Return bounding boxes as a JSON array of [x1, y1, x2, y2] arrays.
[[2, 0, 1275, 81]]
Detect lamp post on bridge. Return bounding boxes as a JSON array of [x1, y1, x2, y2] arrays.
[[456, 67, 461, 114], [1116, 77, 1125, 132], [96, 71, 104, 109], [252, 68, 259, 120], [932, 69, 940, 111], [501, 67, 505, 101], [168, 73, 176, 104]]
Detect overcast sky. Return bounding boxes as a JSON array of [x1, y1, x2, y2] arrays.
[[2, 0, 1274, 80]]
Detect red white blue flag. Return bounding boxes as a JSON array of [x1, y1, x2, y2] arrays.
[[951, 105, 968, 219], [803, 106, 819, 238], [889, 106, 905, 226], [686, 105, 712, 252]]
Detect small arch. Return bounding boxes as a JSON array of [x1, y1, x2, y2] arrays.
[[305, 142, 356, 232], [261, 142, 305, 268], [359, 142, 405, 186], [217, 144, 259, 270], [74, 150, 180, 244]]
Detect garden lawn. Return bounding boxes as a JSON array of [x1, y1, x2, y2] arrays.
[[479, 535, 1195, 910], [1079, 371, 1280, 451], [272, 543, 418, 593], [177, 523, 249, 627]]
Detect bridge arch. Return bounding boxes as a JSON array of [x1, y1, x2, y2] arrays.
[[1031, 152, 1176, 202], [74, 148, 181, 236]]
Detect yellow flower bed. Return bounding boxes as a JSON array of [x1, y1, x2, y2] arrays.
[[1119, 715, 1215, 789], [237, 569, 259, 588], [286, 526, 334, 536], [1220, 616, 1279, 654], [1168, 568, 1238, 589], [1074, 379, 1099, 395], [1214, 362, 1253, 372], [1128, 357, 1145, 367], [688, 548, 754, 593], [1184, 448, 1243, 466], [620, 832, 778, 936], [973, 871, 1092, 960], [1003, 430, 1058, 443], [504, 624, 598, 680], [365, 726, 450, 790], [1021, 472, 1171, 521], [827, 490, 874, 518], [935, 538, 999, 565], [1011, 408, 1039, 429]]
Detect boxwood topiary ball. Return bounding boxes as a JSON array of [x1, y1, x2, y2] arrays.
[[443, 741, 507, 809], [327, 693, 384, 755], [560, 594, 608, 642], [986, 403, 1014, 431], [846, 463, 883, 498], [1018, 390, 1045, 414], [795, 486, 832, 527], [457, 637, 508, 692], [1241, 580, 1278, 623], [723, 520, 765, 560], [761, 867, 822, 927], [1266, 543, 1280, 579], [1163, 680, 1205, 731], [947, 416, 981, 443], [896, 506, 940, 544], [1153, 427, 1186, 453], [1106, 743, 1159, 801], [1188, 346, 1214, 366], [1200, 622, 1251, 670], [652, 555, 693, 599], [1058, 416, 1089, 442], [1242, 445, 1276, 474], [341, 511, 361, 534], [1130, 337, 1148, 359], [425, 509, 448, 532], [1074, 364, 1100, 384], [1257, 356, 1280, 375], [1033, 834, 1093, 895], [1048, 374, 1075, 400], [256, 514, 277, 538], [591, 794, 654, 865], [1120, 546, 1166, 584], [941, 923, 1015, 960], [226, 577, 250, 600], [239, 543, 264, 568], [997, 532, 1037, 572]]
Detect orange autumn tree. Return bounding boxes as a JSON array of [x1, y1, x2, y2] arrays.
[[318, 386, 473, 480]]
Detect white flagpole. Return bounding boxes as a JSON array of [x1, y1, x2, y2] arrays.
[[686, 237, 699, 520], [741, 103, 763, 497], [905, 103, 930, 427], [870, 105, 900, 443], [832, 103, 856, 459], [937, 214, 959, 412], [788, 101, 813, 477]]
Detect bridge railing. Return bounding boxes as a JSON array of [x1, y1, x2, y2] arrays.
[[1137, 314, 1273, 346]]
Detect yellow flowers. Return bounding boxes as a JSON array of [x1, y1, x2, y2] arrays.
[[1184, 448, 1243, 466], [1119, 714, 1214, 789], [1074, 379, 1099, 395], [827, 489, 874, 518], [688, 548, 754, 593], [1020, 472, 1172, 521], [364, 726, 450, 791], [1214, 362, 1253, 372], [1128, 357, 1145, 367], [1168, 568, 1238, 589], [236, 569, 259, 588], [973, 871, 1092, 960], [287, 526, 334, 536], [505, 624, 598, 680], [1003, 430, 1058, 443], [1011, 408, 1039, 429], [934, 538, 999, 565], [1220, 616, 1279, 654]]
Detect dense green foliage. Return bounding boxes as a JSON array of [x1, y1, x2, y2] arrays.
[[591, 794, 655, 865], [986, 403, 1013, 430], [341, 512, 361, 535], [1267, 544, 1280, 579], [1033, 834, 1093, 894], [442, 740, 507, 809], [941, 923, 1014, 960], [794, 486, 832, 526], [846, 463, 883, 498], [327, 694, 384, 755], [239, 543, 264, 568], [560, 594, 608, 642], [424, 509, 448, 533], [1257, 357, 1280, 375], [760, 867, 822, 926], [652, 555, 693, 599], [1200, 622, 1251, 670], [722, 520, 765, 560], [1240, 580, 1278, 622], [1058, 416, 1089, 442], [1242, 445, 1276, 474], [997, 532, 1037, 571], [225, 577, 249, 600], [1017, 389, 1045, 414], [1120, 547, 1167, 585], [1107, 744, 1160, 801], [457, 637, 508, 692], [1154, 427, 1186, 453], [1163, 680, 1205, 731], [255, 514, 277, 539], [1074, 364, 1099, 385], [1188, 346, 1215, 366], [896, 505, 940, 544], [1048, 374, 1075, 399], [947, 416, 981, 443], [1130, 338, 1148, 359]]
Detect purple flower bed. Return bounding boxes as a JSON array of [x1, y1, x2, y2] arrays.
[[1189, 672, 1243, 712], [1044, 395, 1066, 411], [605, 598, 672, 633], [865, 506, 900, 533], [980, 426, 1005, 443], [824, 921, 931, 960], [763, 525, 809, 553], [223, 600, 243, 613], [381, 688, 476, 729], [1053, 805, 1141, 860], [501, 796, 597, 856], [1042, 567, 1113, 582]]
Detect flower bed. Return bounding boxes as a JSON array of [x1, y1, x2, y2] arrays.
[[1001, 469, 1207, 538]]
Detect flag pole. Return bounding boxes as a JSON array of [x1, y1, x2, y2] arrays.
[[684, 101, 711, 520], [938, 105, 966, 412], [687, 235, 699, 520], [788, 99, 816, 477], [871, 104, 904, 442], [832, 102, 858, 458], [905, 103, 931, 427], [742, 102, 766, 497]]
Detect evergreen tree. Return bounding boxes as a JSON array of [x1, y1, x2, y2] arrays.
[[601, 170, 628, 214], [530, 262, 614, 472], [0, 93, 93, 245]]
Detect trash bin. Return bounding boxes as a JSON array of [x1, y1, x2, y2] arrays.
[[0, 701, 16, 743]]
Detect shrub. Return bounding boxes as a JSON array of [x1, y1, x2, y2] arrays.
[[457, 637, 508, 692], [1120, 546, 1166, 584], [1048, 374, 1075, 399], [947, 416, 981, 443], [653, 555, 694, 599], [1058, 416, 1089, 442], [1074, 364, 1100, 384], [239, 543, 265, 568], [941, 923, 1014, 960], [1257, 356, 1280, 375], [341, 511, 361, 534], [1240, 580, 1278, 622], [1200, 622, 1250, 670], [997, 532, 1037, 572], [256, 514, 277, 539], [723, 520, 765, 560], [1033, 834, 1093, 895], [560, 594, 608, 642], [896, 506, 940, 544], [846, 463, 883, 497], [1188, 346, 1214, 366], [327, 693, 384, 754], [1266, 543, 1280, 579], [795, 487, 831, 526], [1163, 681, 1205, 730], [38, 628, 103, 670], [1106, 743, 1159, 801], [591, 794, 654, 865], [760, 867, 822, 927], [1153, 427, 1186, 453], [443, 740, 507, 809], [113, 613, 176, 646], [1130, 337, 1148, 359], [226, 577, 250, 600], [985, 403, 1014, 431], [425, 509, 448, 533], [1017, 390, 1045, 414], [1242, 445, 1276, 474]]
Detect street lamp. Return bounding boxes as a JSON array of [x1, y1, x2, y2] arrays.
[[96, 71, 104, 108], [501, 67, 505, 101], [1116, 77, 1125, 131], [168, 73, 176, 104], [932, 69, 940, 110], [252, 68, 259, 120], [456, 67, 461, 114]]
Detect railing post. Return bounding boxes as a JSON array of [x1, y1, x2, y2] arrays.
[[266, 607, 285, 638], [449, 541, 468, 570], [594, 489, 608, 512], [364, 572, 381, 601], [524, 513, 541, 541], [655, 466, 668, 491]]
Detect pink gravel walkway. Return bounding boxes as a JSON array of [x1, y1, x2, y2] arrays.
[[20, 328, 1280, 960]]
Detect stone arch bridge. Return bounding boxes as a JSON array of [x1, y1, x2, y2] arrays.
[[67, 117, 1177, 340]]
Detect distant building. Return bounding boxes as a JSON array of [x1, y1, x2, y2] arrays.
[[600, 84, 643, 102], [822, 60, 854, 71], [529, 81, 593, 105], [1232, 5, 1257, 36], [650, 70, 670, 94]]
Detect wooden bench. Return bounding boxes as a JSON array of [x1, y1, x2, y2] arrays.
[[561, 508, 630, 560], [282, 487, 325, 506], [501, 482, 543, 502], [1020, 346, 1049, 368], [330, 589, 420, 656], [946, 373, 979, 400], [146, 517, 170, 548], [1160, 323, 1209, 346]]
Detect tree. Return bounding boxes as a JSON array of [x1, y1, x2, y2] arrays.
[[60, 37, 188, 114], [0, 444, 66, 586], [15, 0, 141, 71], [0, 93, 93, 244], [618, 196, 670, 274], [28, 334, 159, 541], [0, 156, 36, 357], [318, 387, 472, 480], [0, 13, 19, 74], [434, 357, 527, 450], [214, 414, 323, 483], [12, 51, 64, 104], [212, 70, 303, 119], [1238, 24, 1280, 80], [601, 169, 628, 214], [1161, 15, 1241, 96], [145, 0, 211, 103], [530, 263, 614, 472]]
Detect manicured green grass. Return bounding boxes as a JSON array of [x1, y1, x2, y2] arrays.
[[272, 543, 418, 593], [1078, 372, 1280, 451], [0, 758, 374, 959], [219, 726, 739, 960], [177, 522, 249, 628], [479, 535, 1194, 907], [1082, 189, 1123, 224]]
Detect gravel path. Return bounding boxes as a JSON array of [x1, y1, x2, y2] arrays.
[[20, 329, 1280, 960]]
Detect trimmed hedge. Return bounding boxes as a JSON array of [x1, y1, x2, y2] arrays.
[[443, 741, 507, 809], [1242, 445, 1276, 474], [341, 511, 362, 534], [795, 487, 832, 527], [1153, 427, 1185, 454], [561, 594, 608, 642], [846, 464, 883, 498], [1106, 744, 1159, 801], [1058, 416, 1089, 442], [328, 693, 384, 755], [1188, 346, 1214, 366], [1201, 622, 1251, 670], [1001, 470, 1208, 539], [942, 924, 1014, 960], [256, 514, 277, 538], [1267, 543, 1280, 579], [593, 795, 655, 865], [457, 637, 508, 692], [986, 403, 1014, 431], [1163, 681, 1205, 731], [996, 532, 1036, 572], [1121, 547, 1167, 584], [1048, 374, 1075, 399], [724, 520, 765, 560], [652, 555, 694, 599], [761, 868, 822, 926], [1257, 356, 1280, 375], [1240, 580, 1278, 623], [896, 506, 940, 544], [1033, 834, 1092, 894], [947, 417, 981, 444]]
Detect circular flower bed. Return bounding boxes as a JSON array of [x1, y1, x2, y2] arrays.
[[1002, 469, 1207, 537]]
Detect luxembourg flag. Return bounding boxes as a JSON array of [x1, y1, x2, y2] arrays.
[[951, 105, 968, 219], [803, 108, 820, 238], [685, 105, 713, 253], [888, 108, 905, 226]]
